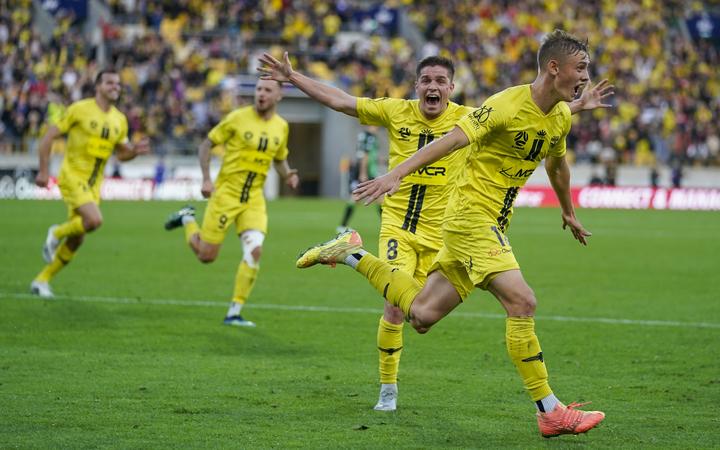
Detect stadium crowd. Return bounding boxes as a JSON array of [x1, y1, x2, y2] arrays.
[[1, 0, 718, 173]]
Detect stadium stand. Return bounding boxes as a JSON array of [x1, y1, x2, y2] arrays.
[[1, 0, 718, 186]]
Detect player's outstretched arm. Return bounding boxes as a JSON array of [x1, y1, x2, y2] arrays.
[[115, 137, 150, 161], [568, 79, 615, 114], [545, 155, 592, 246], [353, 126, 469, 205], [35, 125, 63, 187], [257, 51, 358, 117]]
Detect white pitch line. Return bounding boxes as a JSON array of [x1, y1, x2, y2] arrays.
[[2, 291, 719, 329]]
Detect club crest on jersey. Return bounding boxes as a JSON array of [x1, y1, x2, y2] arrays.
[[90, 120, 98, 129], [550, 136, 560, 147], [244, 131, 253, 141], [398, 127, 411, 141], [513, 131, 528, 150]]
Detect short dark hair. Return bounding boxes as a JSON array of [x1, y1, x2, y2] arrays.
[[537, 29, 588, 69], [416, 56, 455, 81], [95, 69, 119, 85]]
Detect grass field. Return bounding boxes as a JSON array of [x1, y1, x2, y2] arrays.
[[1, 198, 719, 449]]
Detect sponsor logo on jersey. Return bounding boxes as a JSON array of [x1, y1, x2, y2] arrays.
[[499, 167, 536, 180], [414, 165, 446, 176]]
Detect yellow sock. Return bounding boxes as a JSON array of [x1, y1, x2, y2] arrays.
[[54, 217, 85, 239], [356, 254, 422, 316], [377, 318, 403, 384], [232, 261, 259, 303], [506, 317, 553, 401], [184, 221, 199, 244], [35, 243, 76, 283]]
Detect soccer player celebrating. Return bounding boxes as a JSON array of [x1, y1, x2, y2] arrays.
[[31, 69, 150, 298], [259, 49, 612, 412], [164, 79, 299, 327], [296, 30, 609, 437]]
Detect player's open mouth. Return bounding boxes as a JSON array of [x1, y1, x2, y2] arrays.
[[573, 83, 585, 96], [426, 94, 441, 106]]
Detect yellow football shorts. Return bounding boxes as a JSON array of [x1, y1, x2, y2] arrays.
[[58, 173, 101, 219], [378, 225, 441, 285], [429, 223, 520, 300], [200, 183, 267, 244]]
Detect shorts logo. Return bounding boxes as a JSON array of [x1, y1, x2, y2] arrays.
[[488, 247, 513, 257]]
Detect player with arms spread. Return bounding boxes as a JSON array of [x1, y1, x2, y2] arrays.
[[260, 49, 612, 412], [31, 69, 150, 298], [164, 79, 300, 327], [296, 30, 609, 438]]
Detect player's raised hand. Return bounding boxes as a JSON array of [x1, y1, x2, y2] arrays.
[[201, 179, 214, 199], [561, 213, 592, 246], [257, 52, 294, 82], [578, 79, 614, 111], [353, 173, 401, 205]]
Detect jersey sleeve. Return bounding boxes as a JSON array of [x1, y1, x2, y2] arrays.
[[54, 102, 78, 134], [455, 96, 510, 144], [274, 121, 290, 161], [356, 97, 394, 127], [207, 111, 237, 145]]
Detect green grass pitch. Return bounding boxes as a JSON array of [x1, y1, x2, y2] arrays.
[[1, 198, 719, 448]]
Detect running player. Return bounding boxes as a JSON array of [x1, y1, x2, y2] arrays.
[[32, 69, 150, 298], [164, 79, 300, 327]]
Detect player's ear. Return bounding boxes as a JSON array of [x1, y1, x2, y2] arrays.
[[548, 59, 560, 76]]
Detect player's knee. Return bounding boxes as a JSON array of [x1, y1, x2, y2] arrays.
[[198, 252, 216, 264], [408, 310, 438, 333], [250, 245, 262, 263], [83, 216, 103, 232], [197, 247, 218, 263], [512, 291, 537, 315], [241, 230, 265, 269]]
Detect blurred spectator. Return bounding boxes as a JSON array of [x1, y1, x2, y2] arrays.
[[1, 0, 718, 185]]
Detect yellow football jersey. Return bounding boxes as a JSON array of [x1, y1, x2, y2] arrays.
[[208, 105, 289, 188], [450, 84, 571, 232], [357, 97, 473, 244], [56, 98, 129, 187]]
